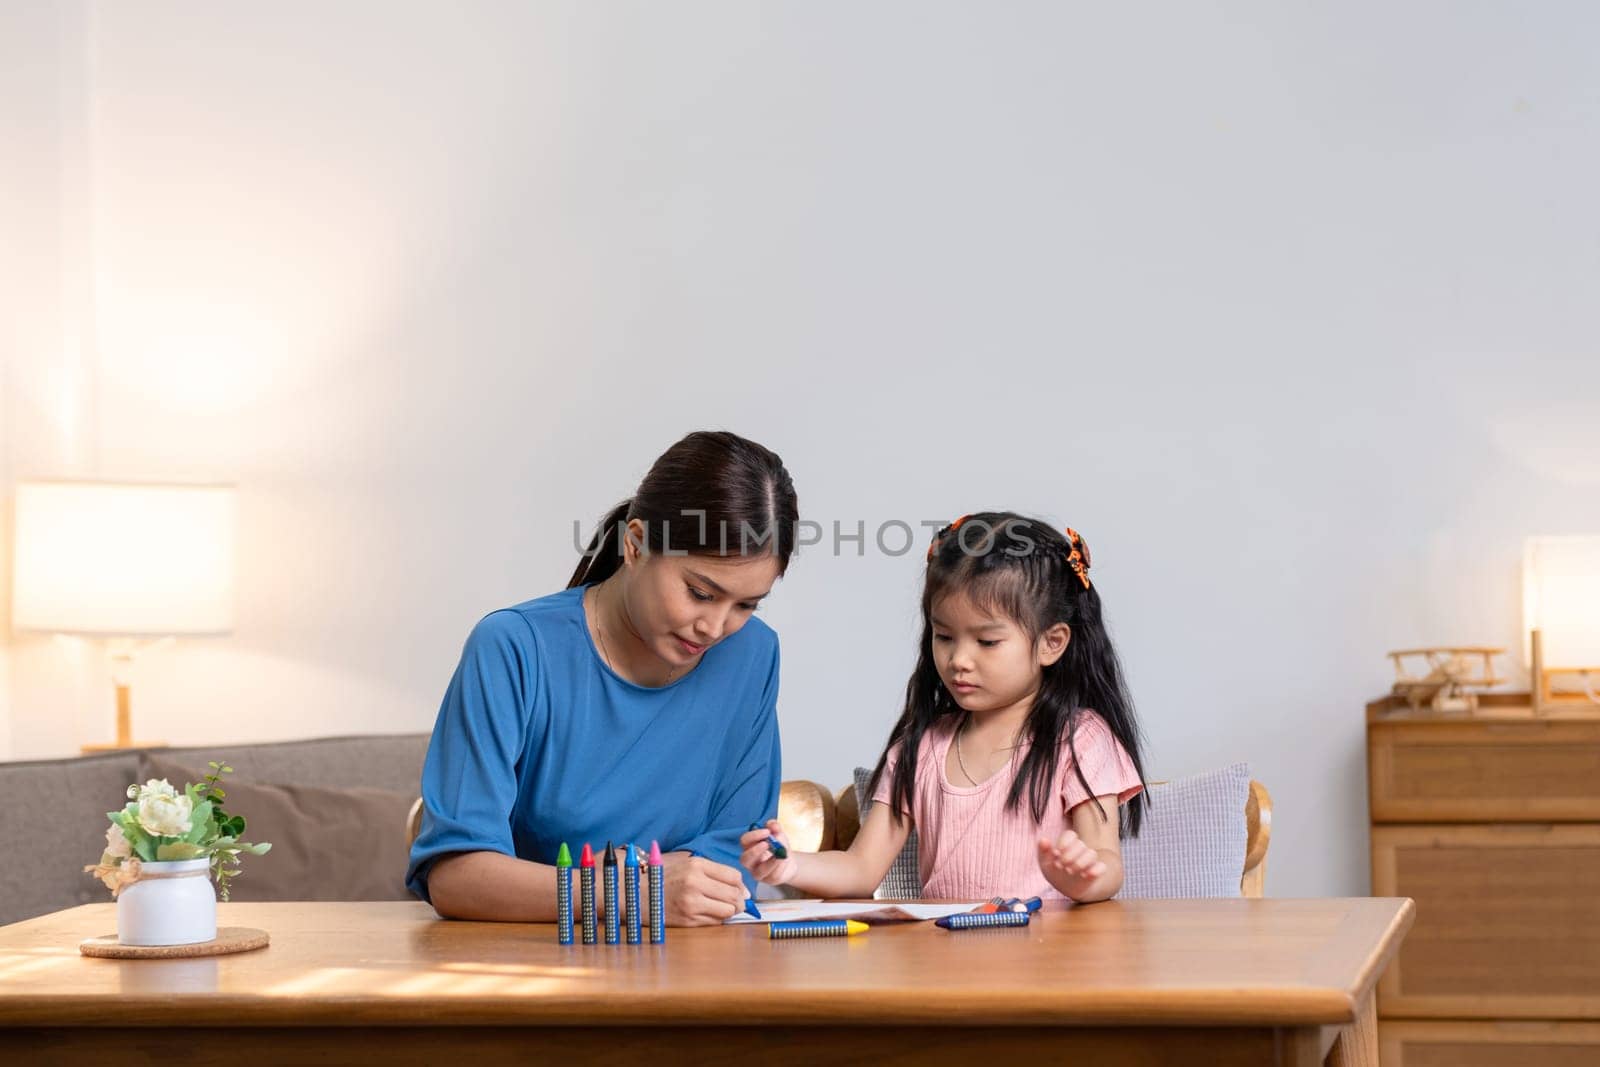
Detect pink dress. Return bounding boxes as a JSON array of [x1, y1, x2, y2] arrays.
[[871, 710, 1143, 900]]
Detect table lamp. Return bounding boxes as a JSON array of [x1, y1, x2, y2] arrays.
[[1523, 535, 1600, 713], [10, 481, 237, 748]]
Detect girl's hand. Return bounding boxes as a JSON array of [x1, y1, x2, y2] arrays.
[[1037, 829, 1106, 900], [739, 820, 798, 886]]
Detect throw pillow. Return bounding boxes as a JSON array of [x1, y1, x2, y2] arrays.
[[140, 755, 416, 902]]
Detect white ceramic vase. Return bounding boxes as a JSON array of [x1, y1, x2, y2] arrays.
[[116, 858, 217, 946]]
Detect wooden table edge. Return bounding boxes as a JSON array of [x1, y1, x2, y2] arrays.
[[0, 985, 1372, 1029], [1345, 896, 1415, 1007]]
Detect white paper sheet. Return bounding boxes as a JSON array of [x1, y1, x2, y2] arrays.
[[725, 899, 982, 924]]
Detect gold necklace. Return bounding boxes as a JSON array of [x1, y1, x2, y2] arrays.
[[954, 714, 1019, 785], [590, 585, 679, 685], [954, 723, 980, 785], [592, 589, 617, 668]]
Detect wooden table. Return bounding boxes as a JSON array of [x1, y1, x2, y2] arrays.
[[0, 897, 1412, 1066]]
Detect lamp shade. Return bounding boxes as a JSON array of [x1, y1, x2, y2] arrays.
[[11, 481, 236, 636], [1523, 535, 1600, 668]]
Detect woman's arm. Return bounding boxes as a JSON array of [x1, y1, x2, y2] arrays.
[[429, 848, 751, 925], [414, 611, 771, 924], [1037, 795, 1124, 902], [742, 801, 913, 899], [427, 851, 558, 921], [407, 612, 534, 911]]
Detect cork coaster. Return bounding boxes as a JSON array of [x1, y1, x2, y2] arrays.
[[79, 926, 270, 959]]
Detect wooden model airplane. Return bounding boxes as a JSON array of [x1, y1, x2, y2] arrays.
[[1387, 647, 1505, 713]]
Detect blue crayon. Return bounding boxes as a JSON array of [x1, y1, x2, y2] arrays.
[[744, 898, 763, 920], [555, 843, 574, 945], [603, 841, 621, 945], [748, 822, 788, 860], [624, 844, 642, 945], [936, 911, 1031, 930]]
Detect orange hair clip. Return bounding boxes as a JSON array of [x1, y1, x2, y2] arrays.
[[926, 515, 970, 562], [1064, 526, 1091, 589]]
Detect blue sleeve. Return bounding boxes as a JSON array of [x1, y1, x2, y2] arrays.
[[406, 611, 535, 902], [676, 638, 782, 893]]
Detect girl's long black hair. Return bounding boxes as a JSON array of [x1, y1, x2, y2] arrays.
[[869, 512, 1148, 836], [567, 430, 799, 588]]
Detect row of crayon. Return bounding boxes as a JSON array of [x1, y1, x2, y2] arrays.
[[768, 905, 1039, 938], [935, 897, 1042, 930], [555, 840, 665, 945]]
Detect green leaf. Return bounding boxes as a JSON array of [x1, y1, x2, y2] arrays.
[[155, 841, 206, 860], [242, 842, 271, 855], [184, 801, 214, 843], [112, 813, 157, 860]]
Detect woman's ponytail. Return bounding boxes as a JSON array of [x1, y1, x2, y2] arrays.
[[567, 499, 632, 588]]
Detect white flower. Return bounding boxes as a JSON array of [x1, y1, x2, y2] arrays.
[[137, 787, 193, 838], [105, 824, 132, 859], [138, 778, 178, 800]]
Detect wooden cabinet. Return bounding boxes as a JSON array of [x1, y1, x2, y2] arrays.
[[1378, 1022, 1600, 1067], [1368, 695, 1600, 1062]]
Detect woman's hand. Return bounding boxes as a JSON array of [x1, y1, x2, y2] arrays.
[[739, 820, 798, 886], [660, 852, 750, 926], [1037, 829, 1106, 900]]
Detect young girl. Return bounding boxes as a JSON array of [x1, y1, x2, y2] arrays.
[[742, 512, 1147, 903]]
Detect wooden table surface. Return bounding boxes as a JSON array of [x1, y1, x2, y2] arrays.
[[0, 897, 1414, 1066]]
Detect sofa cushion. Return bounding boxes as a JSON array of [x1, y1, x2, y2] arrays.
[[1119, 762, 1250, 899], [153, 734, 428, 794], [0, 751, 143, 926], [142, 755, 417, 902]]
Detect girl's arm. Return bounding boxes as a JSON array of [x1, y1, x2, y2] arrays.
[[1037, 795, 1125, 903], [740, 802, 913, 899]]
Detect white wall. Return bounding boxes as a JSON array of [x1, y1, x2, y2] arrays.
[[1, 0, 99, 762], [5, 1, 1599, 897]]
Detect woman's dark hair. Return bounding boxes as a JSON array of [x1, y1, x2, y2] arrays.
[[567, 431, 799, 588], [869, 512, 1148, 836]]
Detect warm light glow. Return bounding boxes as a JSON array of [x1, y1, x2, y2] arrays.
[[1524, 536, 1600, 667], [11, 482, 236, 636]]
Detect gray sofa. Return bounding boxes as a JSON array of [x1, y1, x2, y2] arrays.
[[0, 733, 429, 927]]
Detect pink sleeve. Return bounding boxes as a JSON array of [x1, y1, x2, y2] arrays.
[[868, 740, 909, 814], [1060, 711, 1144, 811]]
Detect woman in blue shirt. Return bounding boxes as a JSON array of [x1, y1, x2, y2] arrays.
[[407, 431, 799, 925]]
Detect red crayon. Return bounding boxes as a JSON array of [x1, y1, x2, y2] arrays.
[[579, 843, 598, 945]]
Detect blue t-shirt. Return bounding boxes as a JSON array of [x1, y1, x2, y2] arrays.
[[406, 586, 782, 902]]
